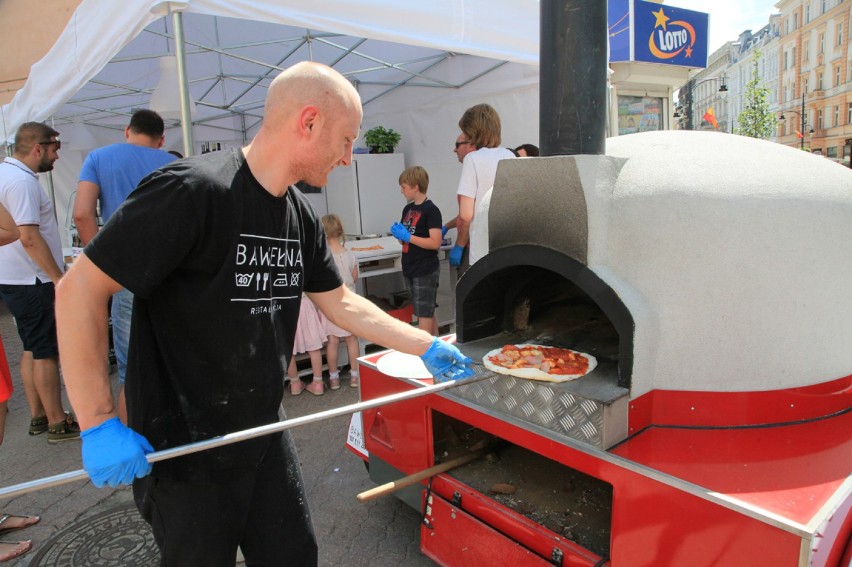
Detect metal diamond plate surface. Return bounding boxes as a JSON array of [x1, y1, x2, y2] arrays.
[[448, 375, 609, 448]]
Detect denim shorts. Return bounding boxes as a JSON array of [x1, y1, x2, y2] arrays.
[[111, 288, 134, 385], [0, 280, 59, 359], [405, 270, 440, 318]]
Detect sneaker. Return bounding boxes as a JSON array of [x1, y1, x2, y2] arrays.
[[28, 415, 48, 436], [289, 379, 305, 396], [47, 413, 81, 444], [306, 381, 325, 396]]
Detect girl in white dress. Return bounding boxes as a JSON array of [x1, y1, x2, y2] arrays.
[[321, 215, 362, 388]]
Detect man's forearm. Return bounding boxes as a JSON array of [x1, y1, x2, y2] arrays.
[[310, 287, 433, 356], [455, 218, 470, 248], [75, 215, 99, 246], [55, 255, 120, 430], [20, 229, 64, 282]]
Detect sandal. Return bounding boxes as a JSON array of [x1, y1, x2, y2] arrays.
[[289, 379, 305, 396], [349, 374, 359, 388], [306, 381, 325, 396], [0, 514, 40, 536], [0, 540, 32, 562], [28, 416, 48, 436], [329, 376, 341, 390], [47, 414, 81, 445]]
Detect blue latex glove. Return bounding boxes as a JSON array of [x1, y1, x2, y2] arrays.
[[441, 225, 449, 238], [448, 245, 465, 267], [390, 222, 411, 243], [420, 338, 475, 382], [81, 417, 154, 488]]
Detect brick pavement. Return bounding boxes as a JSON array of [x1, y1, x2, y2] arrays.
[[0, 302, 434, 566]]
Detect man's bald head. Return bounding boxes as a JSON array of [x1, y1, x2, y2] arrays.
[[264, 62, 361, 130], [245, 62, 364, 195]]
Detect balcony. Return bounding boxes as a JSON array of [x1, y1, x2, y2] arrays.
[[811, 129, 828, 138], [809, 90, 825, 100]]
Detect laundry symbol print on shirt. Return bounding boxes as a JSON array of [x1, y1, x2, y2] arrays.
[[235, 273, 253, 287]]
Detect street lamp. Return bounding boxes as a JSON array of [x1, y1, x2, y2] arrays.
[[681, 75, 728, 130], [779, 94, 813, 151]]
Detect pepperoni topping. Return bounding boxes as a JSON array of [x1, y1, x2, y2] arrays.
[[487, 344, 590, 376]]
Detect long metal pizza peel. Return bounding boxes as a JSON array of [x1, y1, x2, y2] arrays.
[[0, 369, 493, 501]]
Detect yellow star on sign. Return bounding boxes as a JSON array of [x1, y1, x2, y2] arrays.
[[652, 7, 670, 29]]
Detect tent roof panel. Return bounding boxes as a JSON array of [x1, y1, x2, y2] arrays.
[[1, 0, 539, 143]]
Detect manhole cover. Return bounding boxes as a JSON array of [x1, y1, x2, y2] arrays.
[[29, 505, 158, 566]]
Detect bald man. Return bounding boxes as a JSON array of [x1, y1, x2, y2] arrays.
[[55, 62, 472, 566]]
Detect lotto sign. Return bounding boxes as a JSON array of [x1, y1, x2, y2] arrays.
[[609, 0, 708, 68], [633, 1, 708, 67]]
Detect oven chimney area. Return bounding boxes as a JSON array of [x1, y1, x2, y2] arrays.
[[540, 0, 608, 156]]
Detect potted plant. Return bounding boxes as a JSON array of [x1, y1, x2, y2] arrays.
[[364, 126, 401, 154]]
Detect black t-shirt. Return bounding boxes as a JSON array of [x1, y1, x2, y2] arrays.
[[399, 199, 442, 278], [86, 149, 342, 481]]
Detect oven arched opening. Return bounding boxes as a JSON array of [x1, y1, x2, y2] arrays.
[[455, 245, 634, 389]]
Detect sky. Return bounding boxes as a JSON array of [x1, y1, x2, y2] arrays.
[[665, 0, 780, 53]]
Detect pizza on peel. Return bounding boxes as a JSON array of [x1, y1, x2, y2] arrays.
[[482, 344, 597, 383]]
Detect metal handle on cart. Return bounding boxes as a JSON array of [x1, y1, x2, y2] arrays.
[[0, 372, 491, 501]]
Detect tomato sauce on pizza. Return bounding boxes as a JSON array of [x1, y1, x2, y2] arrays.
[[482, 344, 596, 382]]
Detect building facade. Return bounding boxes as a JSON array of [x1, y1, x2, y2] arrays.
[[678, 24, 781, 135], [777, 0, 851, 164], [677, 0, 851, 167]]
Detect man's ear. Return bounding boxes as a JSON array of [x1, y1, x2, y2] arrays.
[[157, 136, 165, 149], [125, 126, 132, 141], [299, 106, 320, 136]]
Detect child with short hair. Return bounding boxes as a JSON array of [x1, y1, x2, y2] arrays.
[[390, 166, 443, 336], [287, 295, 327, 396], [321, 214, 362, 388]]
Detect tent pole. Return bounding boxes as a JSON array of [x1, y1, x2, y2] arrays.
[[172, 11, 195, 157]]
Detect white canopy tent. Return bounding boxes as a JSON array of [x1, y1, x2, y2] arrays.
[[1, 0, 544, 246]]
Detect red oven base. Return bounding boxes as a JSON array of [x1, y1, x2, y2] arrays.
[[422, 475, 603, 566], [422, 488, 600, 566], [356, 356, 852, 567]]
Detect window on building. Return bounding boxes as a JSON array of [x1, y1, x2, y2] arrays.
[[817, 109, 823, 129], [792, 47, 797, 65], [804, 76, 810, 93], [834, 105, 839, 126], [818, 72, 824, 90], [794, 13, 799, 29], [837, 66, 842, 86], [784, 51, 788, 69], [820, 32, 825, 54], [826, 146, 837, 158], [821, 0, 827, 14], [804, 40, 810, 60], [839, 23, 844, 46], [806, 4, 811, 22], [848, 102, 852, 124]]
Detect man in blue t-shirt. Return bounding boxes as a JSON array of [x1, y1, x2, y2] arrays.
[[74, 109, 176, 422]]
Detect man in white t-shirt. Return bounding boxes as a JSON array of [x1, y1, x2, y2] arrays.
[[445, 104, 515, 272], [0, 122, 79, 444]]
